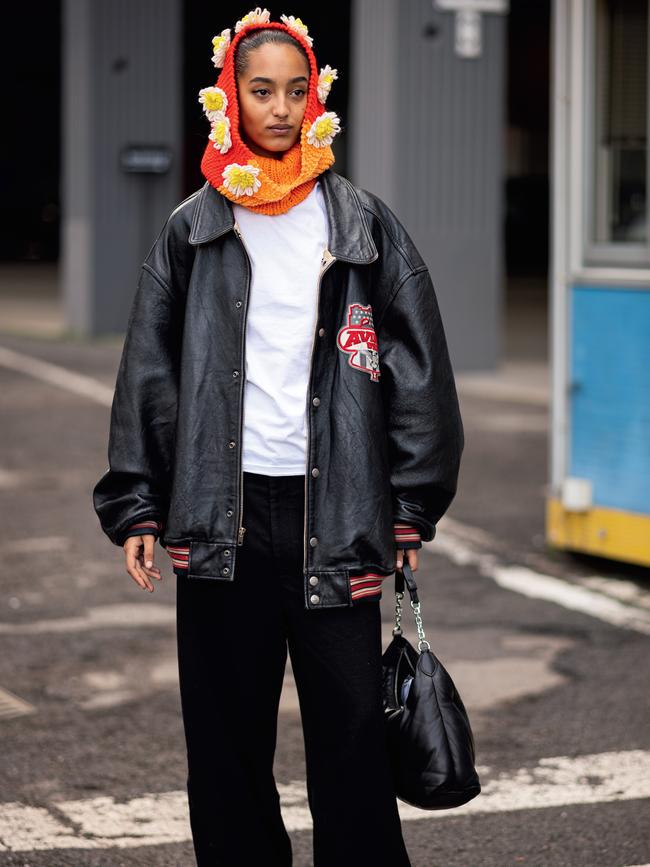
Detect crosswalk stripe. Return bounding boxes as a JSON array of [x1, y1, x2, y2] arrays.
[[1, 749, 648, 851]]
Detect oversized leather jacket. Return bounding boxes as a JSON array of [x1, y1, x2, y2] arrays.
[[92, 168, 464, 610]]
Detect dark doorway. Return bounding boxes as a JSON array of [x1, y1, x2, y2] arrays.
[[1, 1, 61, 261], [504, 0, 551, 359]]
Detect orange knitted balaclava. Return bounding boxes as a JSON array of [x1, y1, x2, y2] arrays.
[[199, 8, 340, 215]]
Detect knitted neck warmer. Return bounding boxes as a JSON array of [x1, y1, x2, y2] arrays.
[[198, 10, 341, 215]]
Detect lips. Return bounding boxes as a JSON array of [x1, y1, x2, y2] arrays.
[[268, 125, 292, 131]]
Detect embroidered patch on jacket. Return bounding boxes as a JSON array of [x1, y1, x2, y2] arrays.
[[336, 303, 381, 382]]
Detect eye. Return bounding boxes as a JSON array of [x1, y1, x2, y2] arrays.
[[291, 88, 306, 97], [253, 88, 270, 97]]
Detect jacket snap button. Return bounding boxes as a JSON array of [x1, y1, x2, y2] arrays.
[[222, 566, 230, 575], [235, 300, 242, 308], [232, 370, 239, 377], [309, 536, 318, 547], [228, 440, 236, 448], [318, 327, 325, 337], [226, 509, 233, 517], [310, 593, 321, 604], [311, 467, 320, 477], [224, 549, 231, 557], [312, 396, 320, 406], [309, 575, 319, 586]]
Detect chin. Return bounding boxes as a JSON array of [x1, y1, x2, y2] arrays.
[[264, 135, 300, 152]]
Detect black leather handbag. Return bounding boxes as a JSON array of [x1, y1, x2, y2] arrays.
[[381, 561, 482, 809]]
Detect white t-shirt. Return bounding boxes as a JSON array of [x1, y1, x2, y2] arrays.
[[232, 180, 330, 476]]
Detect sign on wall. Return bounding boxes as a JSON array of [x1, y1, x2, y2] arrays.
[[434, 0, 509, 58]]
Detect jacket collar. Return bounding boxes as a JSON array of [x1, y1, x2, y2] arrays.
[[188, 168, 378, 265]]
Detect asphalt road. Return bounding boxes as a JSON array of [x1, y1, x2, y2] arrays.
[[0, 332, 648, 867]]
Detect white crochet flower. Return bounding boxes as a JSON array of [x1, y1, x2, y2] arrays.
[[222, 163, 262, 197], [306, 111, 341, 148], [279, 14, 313, 47], [208, 113, 232, 154], [317, 65, 338, 104], [235, 7, 271, 32], [211, 29, 231, 68], [198, 86, 228, 120]]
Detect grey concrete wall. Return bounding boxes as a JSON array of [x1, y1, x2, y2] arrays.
[[61, 0, 183, 335], [350, 0, 506, 372]]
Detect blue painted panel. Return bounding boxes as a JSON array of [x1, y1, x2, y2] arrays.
[[570, 285, 650, 515]]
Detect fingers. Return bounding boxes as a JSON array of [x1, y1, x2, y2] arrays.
[[143, 535, 162, 580], [395, 547, 419, 572], [125, 538, 151, 591], [124, 536, 161, 592]]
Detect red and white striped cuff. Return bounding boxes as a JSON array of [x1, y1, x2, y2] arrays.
[[393, 523, 422, 549]]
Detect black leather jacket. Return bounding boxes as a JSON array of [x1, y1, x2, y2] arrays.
[[92, 168, 464, 610]]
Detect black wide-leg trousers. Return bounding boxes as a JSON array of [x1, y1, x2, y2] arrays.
[[176, 471, 412, 867]]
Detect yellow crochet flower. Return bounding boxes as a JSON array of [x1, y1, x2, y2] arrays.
[[209, 114, 232, 154], [279, 14, 314, 47], [306, 111, 341, 148], [222, 163, 262, 197], [211, 29, 231, 68], [235, 7, 271, 33], [198, 86, 228, 119], [317, 65, 338, 104]]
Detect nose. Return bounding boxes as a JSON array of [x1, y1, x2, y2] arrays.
[[271, 95, 290, 118]]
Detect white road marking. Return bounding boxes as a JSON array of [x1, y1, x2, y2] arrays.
[[578, 574, 650, 611], [491, 564, 650, 634], [1, 749, 648, 851], [0, 687, 35, 720], [461, 410, 548, 433], [1, 536, 71, 554], [456, 366, 549, 406], [0, 603, 175, 635], [433, 520, 650, 635], [0, 469, 25, 490], [0, 805, 94, 852], [0, 345, 114, 406]]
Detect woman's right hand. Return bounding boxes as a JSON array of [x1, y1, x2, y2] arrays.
[[124, 534, 162, 592]]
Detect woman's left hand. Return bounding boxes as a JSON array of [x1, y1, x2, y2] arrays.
[[395, 547, 418, 572]]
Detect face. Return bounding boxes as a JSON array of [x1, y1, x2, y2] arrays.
[[237, 42, 310, 158]]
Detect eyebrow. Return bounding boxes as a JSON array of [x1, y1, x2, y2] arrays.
[[248, 75, 309, 84]]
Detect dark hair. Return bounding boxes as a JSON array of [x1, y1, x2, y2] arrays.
[[234, 28, 310, 79]]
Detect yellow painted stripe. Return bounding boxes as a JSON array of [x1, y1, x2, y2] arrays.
[[546, 498, 650, 568]]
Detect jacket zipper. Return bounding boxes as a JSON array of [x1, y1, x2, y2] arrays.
[[303, 247, 337, 575], [233, 221, 252, 546]]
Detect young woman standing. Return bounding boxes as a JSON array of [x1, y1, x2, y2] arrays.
[[93, 8, 464, 866]]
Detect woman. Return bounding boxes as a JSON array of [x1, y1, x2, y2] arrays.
[[93, 8, 464, 866]]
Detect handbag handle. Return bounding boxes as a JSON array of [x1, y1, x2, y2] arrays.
[[395, 559, 420, 603], [393, 561, 431, 652]]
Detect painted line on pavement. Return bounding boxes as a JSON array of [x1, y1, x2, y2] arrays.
[[1, 748, 648, 851], [0, 603, 175, 635], [433, 520, 650, 635], [0, 345, 113, 406]]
